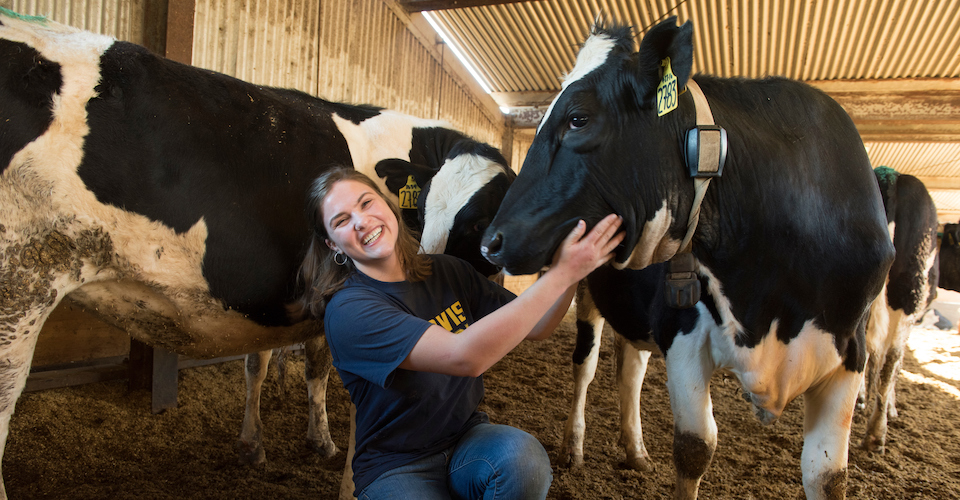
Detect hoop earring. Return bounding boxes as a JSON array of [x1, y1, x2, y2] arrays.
[[334, 252, 348, 266]]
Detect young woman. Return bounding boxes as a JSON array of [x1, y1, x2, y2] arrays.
[[297, 166, 623, 499]]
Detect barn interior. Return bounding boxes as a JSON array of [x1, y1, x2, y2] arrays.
[[3, 1, 960, 498]]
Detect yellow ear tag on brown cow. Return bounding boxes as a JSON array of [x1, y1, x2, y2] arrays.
[[657, 57, 679, 117], [399, 175, 421, 209]]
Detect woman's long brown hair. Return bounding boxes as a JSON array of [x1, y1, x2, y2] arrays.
[[292, 166, 431, 321]]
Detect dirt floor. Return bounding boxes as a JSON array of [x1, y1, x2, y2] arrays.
[[6, 312, 960, 499]]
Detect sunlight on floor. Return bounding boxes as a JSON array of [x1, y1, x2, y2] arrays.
[[905, 323, 960, 400]]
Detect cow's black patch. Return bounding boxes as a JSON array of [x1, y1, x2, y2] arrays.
[[444, 138, 508, 166], [0, 40, 61, 174], [78, 42, 355, 325], [585, 265, 658, 344], [572, 319, 597, 365], [584, 264, 714, 356], [409, 126, 474, 169]]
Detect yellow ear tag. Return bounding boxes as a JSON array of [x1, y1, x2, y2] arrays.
[[399, 175, 421, 209], [657, 57, 679, 117]]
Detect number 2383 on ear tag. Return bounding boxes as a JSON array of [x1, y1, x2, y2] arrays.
[[657, 57, 678, 117]]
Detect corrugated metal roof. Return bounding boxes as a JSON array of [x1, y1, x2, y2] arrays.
[[425, 0, 960, 220], [430, 0, 960, 92]]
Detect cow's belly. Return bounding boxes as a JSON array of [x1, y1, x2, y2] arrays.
[[66, 280, 319, 359], [710, 321, 845, 422]]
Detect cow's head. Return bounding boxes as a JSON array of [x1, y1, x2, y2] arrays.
[[376, 139, 514, 277], [940, 222, 960, 292], [482, 17, 695, 275]]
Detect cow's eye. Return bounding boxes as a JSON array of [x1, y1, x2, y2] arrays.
[[569, 115, 589, 129]]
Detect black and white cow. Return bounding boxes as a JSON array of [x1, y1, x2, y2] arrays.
[[0, 10, 513, 497], [561, 168, 940, 475], [482, 18, 894, 500], [939, 222, 960, 293], [861, 168, 939, 453]]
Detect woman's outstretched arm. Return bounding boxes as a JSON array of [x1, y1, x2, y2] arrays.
[[400, 214, 624, 377]]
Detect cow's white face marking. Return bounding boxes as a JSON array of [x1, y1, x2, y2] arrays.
[[538, 32, 616, 135], [420, 155, 502, 254], [331, 111, 450, 203], [615, 203, 682, 270]]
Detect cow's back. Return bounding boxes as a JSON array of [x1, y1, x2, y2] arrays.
[[681, 76, 893, 355]]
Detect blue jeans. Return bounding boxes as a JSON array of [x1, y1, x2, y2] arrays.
[[358, 423, 552, 500]]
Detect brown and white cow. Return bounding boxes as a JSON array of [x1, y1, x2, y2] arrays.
[[0, 10, 513, 498]]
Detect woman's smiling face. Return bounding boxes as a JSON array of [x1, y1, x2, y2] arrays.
[[322, 179, 401, 275]]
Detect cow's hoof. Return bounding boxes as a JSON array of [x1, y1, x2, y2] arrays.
[[307, 438, 339, 458], [625, 455, 655, 473], [860, 435, 885, 454], [887, 405, 899, 419], [237, 441, 267, 465], [559, 449, 584, 468]]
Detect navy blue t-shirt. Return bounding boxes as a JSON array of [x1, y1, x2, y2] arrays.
[[324, 254, 516, 495]]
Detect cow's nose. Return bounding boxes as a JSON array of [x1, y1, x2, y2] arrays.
[[481, 231, 503, 263]]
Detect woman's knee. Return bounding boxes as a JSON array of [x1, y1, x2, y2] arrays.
[[450, 424, 552, 499]]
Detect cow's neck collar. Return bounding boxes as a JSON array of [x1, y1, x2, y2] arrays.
[[678, 79, 721, 254]]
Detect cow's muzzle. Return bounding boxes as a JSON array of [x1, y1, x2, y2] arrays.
[[480, 231, 504, 266]]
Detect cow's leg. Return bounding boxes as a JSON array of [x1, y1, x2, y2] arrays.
[[861, 309, 908, 453], [0, 222, 110, 498], [276, 346, 290, 398], [801, 367, 861, 500], [305, 334, 338, 457], [860, 295, 888, 413], [616, 334, 653, 472], [560, 281, 603, 468], [238, 350, 272, 465], [339, 402, 358, 500], [0, 302, 52, 500], [664, 326, 716, 500], [887, 381, 899, 419], [859, 349, 878, 414]]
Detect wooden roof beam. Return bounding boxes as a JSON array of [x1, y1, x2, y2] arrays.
[[400, 0, 544, 13], [499, 79, 960, 140], [809, 79, 960, 142]]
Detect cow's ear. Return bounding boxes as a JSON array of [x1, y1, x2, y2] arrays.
[[635, 17, 694, 103], [374, 158, 435, 197]]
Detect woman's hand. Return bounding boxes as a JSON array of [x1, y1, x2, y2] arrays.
[[549, 214, 624, 285]]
